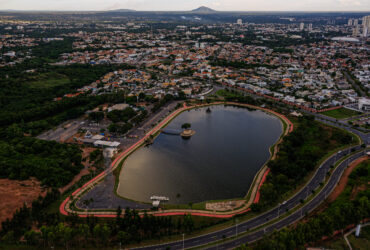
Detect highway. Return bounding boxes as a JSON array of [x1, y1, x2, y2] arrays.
[[134, 145, 368, 250]]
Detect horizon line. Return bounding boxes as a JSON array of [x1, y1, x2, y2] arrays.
[[1, 9, 370, 13]]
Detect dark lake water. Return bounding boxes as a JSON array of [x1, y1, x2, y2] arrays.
[[117, 105, 282, 204]]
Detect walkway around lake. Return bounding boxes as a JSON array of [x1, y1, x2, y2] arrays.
[[60, 102, 293, 218]]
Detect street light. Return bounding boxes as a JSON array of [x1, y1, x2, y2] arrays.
[[182, 233, 185, 250], [235, 218, 239, 238]]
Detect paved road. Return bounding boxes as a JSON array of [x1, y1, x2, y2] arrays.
[[313, 114, 370, 145], [37, 118, 85, 141], [343, 71, 366, 97], [133, 146, 368, 250]]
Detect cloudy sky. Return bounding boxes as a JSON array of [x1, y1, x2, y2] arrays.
[[0, 0, 369, 11]]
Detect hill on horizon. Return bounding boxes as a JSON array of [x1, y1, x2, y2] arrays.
[[191, 6, 217, 13], [108, 9, 137, 12]]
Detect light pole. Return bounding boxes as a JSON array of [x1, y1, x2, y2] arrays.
[[182, 233, 185, 250], [278, 203, 281, 217], [235, 218, 239, 238]]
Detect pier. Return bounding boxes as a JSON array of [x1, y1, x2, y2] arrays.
[[161, 129, 182, 135]]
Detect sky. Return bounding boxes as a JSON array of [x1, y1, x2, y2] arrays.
[[0, 0, 369, 11]]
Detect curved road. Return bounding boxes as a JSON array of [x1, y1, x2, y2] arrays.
[[133, 146, 368, 250]]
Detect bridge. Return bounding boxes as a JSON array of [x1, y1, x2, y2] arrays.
[[161, 129, 182, 135]]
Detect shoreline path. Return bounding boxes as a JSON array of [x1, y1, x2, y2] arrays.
[[60, 102, 294, 218]]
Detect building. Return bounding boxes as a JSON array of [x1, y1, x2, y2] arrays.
[[107, 103, 129, 112], [362, 15, 370, 37], [358, 98, 370, 111], [308, 23, 313, 32], [354, 19, 359, 26], [93, 140, 120, 148], [363, 27, 368, 38], [353, 25, 360, 36], [348, 19, 353, 26], [299, 22, 304, 31], [237, 19, 243, 25]]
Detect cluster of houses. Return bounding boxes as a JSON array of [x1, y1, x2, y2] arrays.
[[1, 16, 369, 111]]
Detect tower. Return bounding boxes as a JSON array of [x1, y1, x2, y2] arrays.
[[308, 23, 313, 32], [353, 25, 359, 36], [362, 15, 370, 37]]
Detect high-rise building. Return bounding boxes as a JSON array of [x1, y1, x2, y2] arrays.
[[353, 25, 360, 36], [353, 19, 358, 26], [308, 23, 313, 32], [237, 19, 243, 25], [362, 15, 370, 37], [299, 22, 304, 31], [348, 19, 353, 26], [363, 27, 368, 38]]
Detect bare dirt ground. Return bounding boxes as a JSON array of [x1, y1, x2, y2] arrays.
[[327, 156, 369, 203], [206, 200, 245, 212], [58, 147, 96, 194], [0, 178, 44, 226]]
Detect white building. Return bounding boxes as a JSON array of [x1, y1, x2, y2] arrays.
[[358, 98, 370, 111], [363, 27, 368, 38], [362, 15, 370, 37], [348, 19, 353, 26], [299, 22, 304, 31], [237, 19, 243, 25]]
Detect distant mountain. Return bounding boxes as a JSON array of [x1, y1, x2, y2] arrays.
[[191, 6, 217, 13], [108, 9, 137, 12]]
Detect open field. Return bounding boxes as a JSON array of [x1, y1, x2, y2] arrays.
[[0, 178, 44, 226], [28, 72, 70, 89], [321, 108, 361, 119]]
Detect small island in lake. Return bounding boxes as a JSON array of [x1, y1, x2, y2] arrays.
[[181, 123, 195, 139]]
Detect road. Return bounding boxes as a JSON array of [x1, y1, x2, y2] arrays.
[[343, 71, 366, 97], [313, 114, 370, 145], [133, 146, 368, 250], [37, 118, 85, 142]]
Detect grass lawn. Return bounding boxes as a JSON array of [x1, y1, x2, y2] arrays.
[[216, 89, 235, 98], [348, 225, 370, 250], [319, 236, 349, 250], [321, 108, 361, 119], [28, 72, 70, 89]]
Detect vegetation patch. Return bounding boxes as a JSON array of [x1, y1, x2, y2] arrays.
[[321, 108, 361, 119], [245, 160, 370, 250]]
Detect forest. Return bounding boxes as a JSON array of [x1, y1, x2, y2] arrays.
[[0, 47, 135, 188], [0, 128, 83, 187], [258, 115, 353, 208], [0, 188, 223, 248]]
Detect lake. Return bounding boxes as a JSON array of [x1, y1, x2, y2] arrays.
[[117, 105, 283, 204]]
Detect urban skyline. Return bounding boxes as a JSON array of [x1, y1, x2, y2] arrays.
[[1, 0, 370, 12]]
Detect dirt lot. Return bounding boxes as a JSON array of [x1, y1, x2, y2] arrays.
[[327, 156, 369, 203], [0, 178, 44, 226]]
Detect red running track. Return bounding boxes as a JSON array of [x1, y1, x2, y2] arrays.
[[60, 103, 292, 218]]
